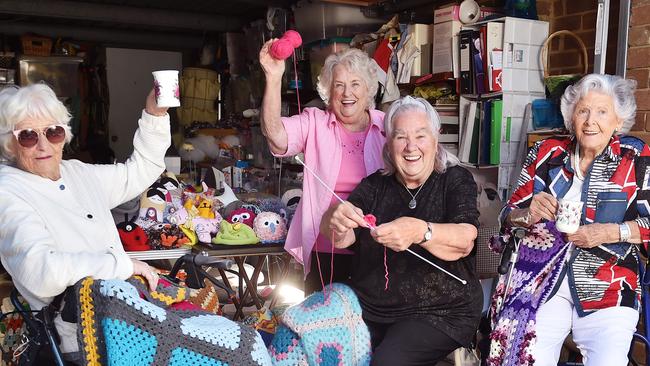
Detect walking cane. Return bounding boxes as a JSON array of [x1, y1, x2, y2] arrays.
[[496, 227, 526, 314]]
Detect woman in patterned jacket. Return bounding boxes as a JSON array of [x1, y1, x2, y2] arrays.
[[499, 73, 650, 366]]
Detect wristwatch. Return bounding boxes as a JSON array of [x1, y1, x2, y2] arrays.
[[415, 223, 432, 245], [619, 223, 631, 242]]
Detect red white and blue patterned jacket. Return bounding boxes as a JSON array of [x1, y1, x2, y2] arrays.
[[501, 135, 650, 315]]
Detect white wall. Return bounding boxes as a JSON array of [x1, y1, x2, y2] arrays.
[[106, 48, 182, 161]]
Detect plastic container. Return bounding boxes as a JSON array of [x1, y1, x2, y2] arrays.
[[532, 99, 563, 130], [307, 38, 351, 88]]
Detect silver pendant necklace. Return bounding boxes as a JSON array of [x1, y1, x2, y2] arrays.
[[403, 183, 425, 209]]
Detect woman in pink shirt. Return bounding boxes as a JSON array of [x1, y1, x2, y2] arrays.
[[260, 42, 385, 294]]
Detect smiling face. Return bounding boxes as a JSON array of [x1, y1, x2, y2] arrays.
[[572, 91, 623, 156], [12, 117, 65, 180], [329, 64, 370, 131], [388, 110, 437, 188]]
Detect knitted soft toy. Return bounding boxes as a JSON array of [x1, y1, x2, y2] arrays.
[[75, 276, 272, 366], [257, 198, 289, 224], [160, 175, 182, 207], [212, 221, 259, 245], [164, 205, 187, 225], [221, 200, 243, 218], [227, 207, 257, 227], [138, 188, 166, 222], [253, 212, 287, 244], [268, 283, 371, 366], [160, 224, 191, 248], [191, 215, 222, 243], [117, 219, 149, 251], [151, 182, 172, 203], [196, 197, 216, 219], [281, 189, 302, 225]]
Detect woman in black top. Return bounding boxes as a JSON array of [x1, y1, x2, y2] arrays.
[[322, 96, 482, 365]]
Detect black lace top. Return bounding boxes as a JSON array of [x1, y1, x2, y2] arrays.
[[346, 166, 483, 347]]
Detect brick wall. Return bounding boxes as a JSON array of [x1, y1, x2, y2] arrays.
[[629, 0, 650, 140], [537, 0, 618, 76]]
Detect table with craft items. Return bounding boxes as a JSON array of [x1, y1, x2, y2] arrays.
[[192, 242, 291, 320]]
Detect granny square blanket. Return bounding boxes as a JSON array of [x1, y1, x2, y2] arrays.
[[268, 283, 372, 366], [75, 276, 272, 366]]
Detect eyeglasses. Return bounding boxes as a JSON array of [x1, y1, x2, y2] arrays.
[[11, 124, 66, 148]]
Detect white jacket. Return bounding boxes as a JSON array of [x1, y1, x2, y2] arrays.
[[0, 110, 170, 353]]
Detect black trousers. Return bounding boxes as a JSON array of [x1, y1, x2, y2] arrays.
[[303, 252, 354, 296], [366, 319, 461, 366]]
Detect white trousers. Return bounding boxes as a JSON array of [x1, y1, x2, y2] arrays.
[[533, 276, 639, 366]]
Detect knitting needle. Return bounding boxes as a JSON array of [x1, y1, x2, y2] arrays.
[[295, 156, 467, 285]]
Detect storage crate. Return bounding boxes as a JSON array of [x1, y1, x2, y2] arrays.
[[21, 35, 52, 56]]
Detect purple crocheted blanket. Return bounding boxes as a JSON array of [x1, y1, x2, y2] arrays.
[[487, 221, 571, 366]]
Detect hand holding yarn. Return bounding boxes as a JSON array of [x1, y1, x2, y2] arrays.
[[269, 30, 303, 60], [328, 201, 367, 236]]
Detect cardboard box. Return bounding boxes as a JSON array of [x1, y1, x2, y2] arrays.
[[432, 20, 461, 76], [408, 23, 433, 77]]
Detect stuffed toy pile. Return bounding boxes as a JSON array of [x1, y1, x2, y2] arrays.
[[115, 173, 289, 251]]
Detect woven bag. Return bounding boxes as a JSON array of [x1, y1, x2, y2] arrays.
[[539, 30, 588, 102]]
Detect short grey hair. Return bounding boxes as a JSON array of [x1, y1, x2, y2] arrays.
[[0, 83, 73, 162], [316, 48, 378, 110], [560, 73, 637, 134], [382, 96, 459, 175]]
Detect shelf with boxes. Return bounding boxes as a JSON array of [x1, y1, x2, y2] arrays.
[[454, 16, 549, 200]]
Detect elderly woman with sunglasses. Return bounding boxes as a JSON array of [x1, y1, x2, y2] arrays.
[[0, 84, 169, 357]]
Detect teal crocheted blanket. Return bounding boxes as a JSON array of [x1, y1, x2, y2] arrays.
[[268, 283, 371, 365], [75, 276, 272, 366]]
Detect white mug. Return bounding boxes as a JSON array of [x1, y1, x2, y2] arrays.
[[555, 199, 583, 234], [152, 70, 180, 108]]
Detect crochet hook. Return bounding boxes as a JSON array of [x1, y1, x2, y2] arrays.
[[295, 156, 467, 285]]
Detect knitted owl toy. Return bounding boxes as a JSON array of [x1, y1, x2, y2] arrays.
[[257, 198, 289, 224], [253, 212, 287, 244]]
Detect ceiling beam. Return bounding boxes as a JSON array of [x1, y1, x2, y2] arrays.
[[0, 22, 204, 49], [230, 0, 294, 5], [0, 0, 245, 32]]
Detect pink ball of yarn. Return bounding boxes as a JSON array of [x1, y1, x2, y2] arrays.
[[270, 38, 294, 60], [283, 30, 302, 48]]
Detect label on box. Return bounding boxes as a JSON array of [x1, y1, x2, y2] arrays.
[[434, 5, 460, 24]]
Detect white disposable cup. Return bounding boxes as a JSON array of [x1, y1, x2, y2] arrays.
[[555, 199, 583, 234], [152, 70, 180, 108]]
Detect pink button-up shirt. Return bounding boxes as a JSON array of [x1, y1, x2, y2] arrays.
[[273, 107, 385, 275]]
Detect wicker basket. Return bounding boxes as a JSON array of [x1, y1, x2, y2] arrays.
[[539, 30, 588, 101], [20, 35, 52, 57]]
